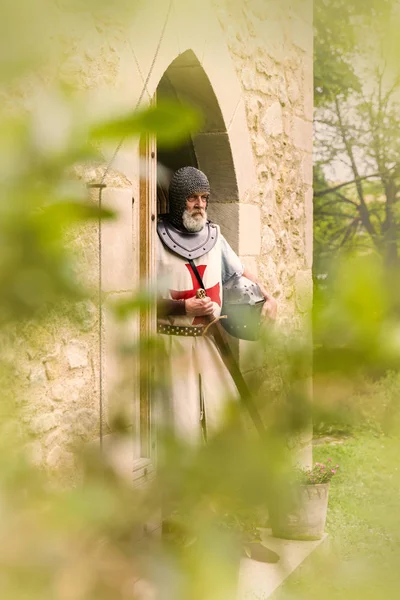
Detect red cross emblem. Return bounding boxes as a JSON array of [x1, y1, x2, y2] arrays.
[[170, 264, 221, 324]]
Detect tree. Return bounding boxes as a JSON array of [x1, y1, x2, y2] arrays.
[[314, 66, 400, 269], [313, 0, 400, 271]]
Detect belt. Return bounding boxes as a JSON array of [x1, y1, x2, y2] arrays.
[[157, 322, 205, 337]]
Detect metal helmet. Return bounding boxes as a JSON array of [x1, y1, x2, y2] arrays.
[[221, 275, 265, 341], [168, 166, 210, 229]]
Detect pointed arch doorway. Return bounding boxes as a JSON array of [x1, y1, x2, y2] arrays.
[[156, 50, 240, 247], [135, 47, 258, 487], [136, 49, 244, 479]]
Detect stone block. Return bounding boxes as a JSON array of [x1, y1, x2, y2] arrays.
[[261, 225, 276, 254], [30, 413, 58, 435], [246, 96, 264, 130], [173, 0, 211, 64], [240, 256, 258, 278], [46, 445, 63, 469], [228, 99, 258, 197], [26, 348, 38, 361], [261, 102, 283, 137], [28, 364, 47, 384], [201, 17, 243, 129], [100, 187, 134, 293], [290, 16, 313, 55], [304, 188, 313, 269], [295, 270, 312, 313], [255, 20, 285, 63], [259, 178, 276, 216], [293, 0, 313, 26], [43, 428, 67, 449], [46, 445, 75, 471], [75, 300, 97, 332], [238, 204, 261, 256], [253, 134, 268, 157], [50, 383, 65, 402], [242, 67, 257, 91], [44, 358, 63, 381], [302, 54, 314, 122], [110, 142, 139, 191], [293, 116, 313, 152], [207, 202, 239, 251], [194, 133, 238, 203], [287, 74, 301, 106], [128, 0, 180, 99], [71, 408, 98, 440], [259, 257, 281, 297], [103, 292, 139, 428], [302, 152, 313, 186], [283, 111, 293, 138], [303, 91, 314, 122], [64, 340, 88, 369]]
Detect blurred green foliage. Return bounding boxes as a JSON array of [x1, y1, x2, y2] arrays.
[[91, 101, 203, 148], [0, 1, 400, 599]]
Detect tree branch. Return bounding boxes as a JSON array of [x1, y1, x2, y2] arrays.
[[315, 211, 357, 219], [314, 173, 382, 198]]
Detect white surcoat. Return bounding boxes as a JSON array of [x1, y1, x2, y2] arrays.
[[157, 227, 237, 442]]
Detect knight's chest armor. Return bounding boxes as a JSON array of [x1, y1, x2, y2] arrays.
[[157, 219, 222, 327]]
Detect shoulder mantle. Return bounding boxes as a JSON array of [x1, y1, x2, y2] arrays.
[[157, 216, 219, 260]]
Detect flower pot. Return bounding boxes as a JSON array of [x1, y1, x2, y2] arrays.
[[271, 483, 330, 541]]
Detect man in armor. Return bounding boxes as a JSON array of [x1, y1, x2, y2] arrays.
[[157, 166, 277, 442], [157, 166, 279, 563]]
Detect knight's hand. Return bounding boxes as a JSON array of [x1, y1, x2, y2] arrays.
[[261, 292, 277, 321], [185, 296, 214, 317]]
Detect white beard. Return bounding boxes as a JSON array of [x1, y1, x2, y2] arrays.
[[182, 209, 207, 232]]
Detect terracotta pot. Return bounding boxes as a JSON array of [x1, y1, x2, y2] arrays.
[[271, 483, 330, 541]]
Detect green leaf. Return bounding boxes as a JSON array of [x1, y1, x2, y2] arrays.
[[34, 200, 115, 226], [90, 100, 203, 147], [110, 291, 153, 319]]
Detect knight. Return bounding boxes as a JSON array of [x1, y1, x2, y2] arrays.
[[157, 166, 278, 562], [157, 165, 277, 438]]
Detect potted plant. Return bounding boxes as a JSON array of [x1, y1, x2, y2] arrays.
[[271, 459, 339, 541]]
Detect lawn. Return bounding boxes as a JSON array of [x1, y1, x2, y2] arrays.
[[276, 433, 400, 600]]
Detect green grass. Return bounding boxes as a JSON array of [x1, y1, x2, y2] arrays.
[[276, 433, 400, 600]]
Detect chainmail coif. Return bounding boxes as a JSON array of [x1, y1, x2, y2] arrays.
[[168, 166, 210, 230]]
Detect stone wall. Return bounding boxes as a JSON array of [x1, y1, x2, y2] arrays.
[[14, 168, 137, 480], [213, 0, 313, 333], [17, 305, 98, 481]]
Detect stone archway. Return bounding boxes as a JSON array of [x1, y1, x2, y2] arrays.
[[156, 48, 241, 243]]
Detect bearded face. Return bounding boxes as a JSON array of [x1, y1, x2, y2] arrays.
[[182, 192, 209, 232], [167, 167, 210, 230]]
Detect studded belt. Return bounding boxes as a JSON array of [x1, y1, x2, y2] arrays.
[[157, 322, 205, 337]]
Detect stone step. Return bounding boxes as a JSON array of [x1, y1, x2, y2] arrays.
[[237, 529, 328, 599]]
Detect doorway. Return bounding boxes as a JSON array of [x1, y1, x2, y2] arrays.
[[156, 49, 240, 243]]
